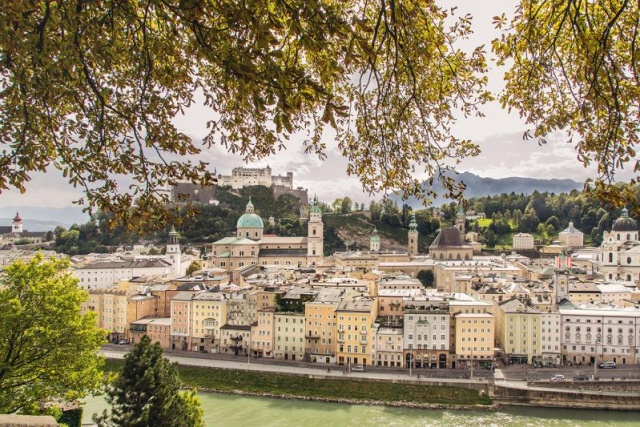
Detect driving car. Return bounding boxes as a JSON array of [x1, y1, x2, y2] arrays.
[[599, 361, 617, 369], [550, 374, 565, 382], [573, 374, 589, 381], [351, 365, 365, 372]]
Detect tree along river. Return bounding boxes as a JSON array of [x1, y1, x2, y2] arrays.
[[82, 392, 640, 426]]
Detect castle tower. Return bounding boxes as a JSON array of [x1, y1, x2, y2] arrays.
[[370, 227, 381, 252], [166, 226, 182, 275], [307, 197, 324, 266], [408, 213, 418, 256], [11, 212, 23, 233]]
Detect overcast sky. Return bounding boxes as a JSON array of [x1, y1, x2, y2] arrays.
[[0, 1, 620, 211]]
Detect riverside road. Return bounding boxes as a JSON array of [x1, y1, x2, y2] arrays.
[[100, 344, 640, 389]]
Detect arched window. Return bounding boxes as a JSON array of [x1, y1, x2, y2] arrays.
[[609, 252, 613, 263], [628, 257, 632, 264], [627, 274, 632, 281]]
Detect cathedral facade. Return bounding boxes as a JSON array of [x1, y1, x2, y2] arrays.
[[209, 199, 324, 271]]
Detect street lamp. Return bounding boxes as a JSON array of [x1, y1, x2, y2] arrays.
[[408, 344, 413, 377], [593, 333, 601, 379]]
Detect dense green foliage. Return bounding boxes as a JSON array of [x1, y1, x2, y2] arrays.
[[464, 188, 636, 246], [94, 336, 203, 427], [417, 270, 435, 287], [494, 1, 640, 208], [2, 0, 490, 230], [0, 255, 105, 414], [103, 359, 491, 407], [50, 185, 639, 256]]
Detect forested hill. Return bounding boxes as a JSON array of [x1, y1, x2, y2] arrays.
[[44, 184, 640, 256], [390, 172, 582, 209]]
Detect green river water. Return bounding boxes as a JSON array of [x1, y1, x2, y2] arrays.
[[81, 393, 640, 426]]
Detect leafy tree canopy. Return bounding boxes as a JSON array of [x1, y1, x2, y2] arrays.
[[493, 1, 640, 208], [1, 0, 490, 231], [0, 255, 105, 414], [94, 335, 203, 427]]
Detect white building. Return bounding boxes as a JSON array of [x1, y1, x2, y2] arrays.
[[559, 222, 584, 248], [75, 258, 172, 290], [217, 166, 293, 189], [512, 233, 535, 250], [596, 208, 640, 282], [560, 306, 640, 365]]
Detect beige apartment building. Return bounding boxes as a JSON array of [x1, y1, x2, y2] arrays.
[[253, 307, 275, 358], [170, 291, 193, 350], [335, 297, 377, 367], [372, 326, 404, 367], [512, 233, 535, 250], [274, 312, 306, 361], [83, 289, 129, 343]]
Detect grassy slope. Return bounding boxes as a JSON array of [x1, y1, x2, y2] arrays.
[[103, 359, 491, 406]]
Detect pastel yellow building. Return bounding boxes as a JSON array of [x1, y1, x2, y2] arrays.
[[83, 289, 129, 343], [304, 289, 342, 364], [336, 297, 377, 367], [453, 312, 495, 369], [190, 292, 227, 353], [496, 298, 542, 365]]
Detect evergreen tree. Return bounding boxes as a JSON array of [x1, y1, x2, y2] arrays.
[[94, 335, 203, 427], [417, 270, 435, 288]]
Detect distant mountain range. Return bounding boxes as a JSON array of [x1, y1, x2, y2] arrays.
[[390, 172, 583, 209], [0, 206, 89, 230]]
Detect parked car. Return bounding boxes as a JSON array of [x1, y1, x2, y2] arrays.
[[117, 339, 129, 345], [351, 365, 365, 372], [599, 361, 617, 369], [550, 374, 565, 382], [573, 374, 589, 381]]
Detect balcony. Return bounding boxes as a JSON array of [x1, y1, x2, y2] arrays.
[[305, 334, 320, 340], [337, 337, 345, 343], [360, 330, 367, 335], [230, 335, 243, 341]]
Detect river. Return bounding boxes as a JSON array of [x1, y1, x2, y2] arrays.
[[81, 393, 640, 426]]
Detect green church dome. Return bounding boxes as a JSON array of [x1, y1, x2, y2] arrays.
[[237, 198, 264, 229], [237, 213, 264, 229]]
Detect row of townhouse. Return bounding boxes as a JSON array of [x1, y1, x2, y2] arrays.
[[85, 271, 640, 370], [495, 297, 640, 366], [149, 282, 499, 370]]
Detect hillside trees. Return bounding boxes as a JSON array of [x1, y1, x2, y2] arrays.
[[2, 0, 491, 230], [494, 0, 640, 208], [0, 255, 105, 414]]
